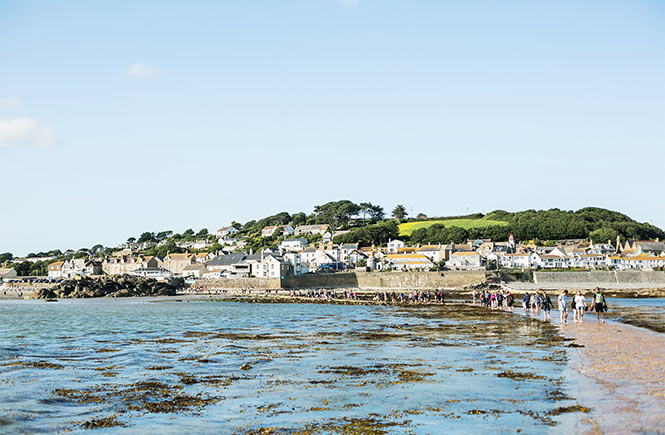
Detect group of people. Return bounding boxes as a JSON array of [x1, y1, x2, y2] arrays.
[[473, 287, 609, 325], [521, 291, 554, 320], [473, 289, 516, 312], [557, 288, 607, 324]]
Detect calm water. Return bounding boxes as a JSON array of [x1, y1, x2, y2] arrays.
[[0, 299, 586, 433]]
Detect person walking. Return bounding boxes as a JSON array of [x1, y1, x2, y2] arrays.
[[522, 292, 530, 311], [574, 291, 586, 323], [557, 290, 569, 324], [591, 287, 607, 324], [542, 292, 552, 321]]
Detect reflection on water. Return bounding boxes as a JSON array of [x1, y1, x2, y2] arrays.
[[0, 299, 588, 433]]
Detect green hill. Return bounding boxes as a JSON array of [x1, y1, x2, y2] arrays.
[[399, 218, 508, 236]]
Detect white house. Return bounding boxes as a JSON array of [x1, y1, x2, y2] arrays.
[[339, 243, 359, 263], [279, 238, 309, 252], [261, 225, 294, 237], [294, 224, 328, 236], [386, 254, 433, 271], [283, 252, 308, 275], [387, 239, 406, 254], [130, 267, 173, 280], [447, 252, 484, 270], [182, 264, 208, 278], [216, 226, 238, 238], [253, 255, 289, 278]]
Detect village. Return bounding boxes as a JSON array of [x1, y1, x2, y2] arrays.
[[2, 222, 663, 284]]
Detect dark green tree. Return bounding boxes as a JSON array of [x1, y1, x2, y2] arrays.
[[392, 204, 407, 221]]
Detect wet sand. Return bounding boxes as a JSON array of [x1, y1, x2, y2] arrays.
[[561, 320, 665, 434]]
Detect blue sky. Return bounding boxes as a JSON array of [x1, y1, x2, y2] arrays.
[[1, 0, 663, 255]]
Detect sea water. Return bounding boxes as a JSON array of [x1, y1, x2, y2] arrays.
[[0, 299, 586, 433]]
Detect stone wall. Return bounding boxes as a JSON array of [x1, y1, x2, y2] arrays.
[[530, 271, 665, 289], [194, 277, 281, 290], [283, 271, 485, 290], [196, 271, 486, 291]]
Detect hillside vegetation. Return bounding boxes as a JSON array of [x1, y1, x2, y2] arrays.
[[399, 218, 508, 236]]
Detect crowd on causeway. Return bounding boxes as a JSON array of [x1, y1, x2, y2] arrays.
[[471, 287, 609, 324]]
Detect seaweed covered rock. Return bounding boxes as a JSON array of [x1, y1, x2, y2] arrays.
[[31, 276, 179, 299]]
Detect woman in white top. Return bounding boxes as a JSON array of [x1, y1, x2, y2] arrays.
[[557, 290, 569, 324], [574, 291, 586, 323]]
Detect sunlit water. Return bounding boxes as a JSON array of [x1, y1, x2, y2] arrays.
[[0, 299, 587, 433]]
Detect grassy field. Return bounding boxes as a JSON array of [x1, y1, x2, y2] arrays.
[[398, 219, 508, 236]]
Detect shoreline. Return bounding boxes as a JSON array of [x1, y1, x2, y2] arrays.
[[2, 292, 663, 432]]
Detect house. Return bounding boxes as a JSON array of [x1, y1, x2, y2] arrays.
[[103, 256, 163, 276], [182, 264, 208, 279], [447, 252, 484, 270], [386, 254, 434, 271], [163, 253, 195, 275], [283, 252, 308, 275], [253, 254, 289, 278], [194, 252, 215, 263], [387, 239, 406, 254], [129, 267, 173, 280], [216, 226, 238, 238], [614, 254, 665, 271], [300, 247, 317, 265], [261, 225, 294, 237], [279, 238, 309, 252], [339, 243, 359, 263], [500, 253, 537, 269], [191, 240, 213, 250], [205, 253, 248, 273], [347, 249, 368, 268], [294, 224, 328, 236], [202, 269, 224, 279], [47, 261, 65, 279], [416, 245, 446, 263], [571, 254, 606, 269], [311, 252, 342, 270], [0, 268, 17, 280]]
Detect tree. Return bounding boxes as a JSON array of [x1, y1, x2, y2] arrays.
[[589, 227, 620, 244], [333, 221, 399, 246], [359, 202, 373, 223], [392, 205, 407, 221], [369, 205, 385, 222], [138, 232, 155, 243], [196, 228, 209, 238], [90, 244, 104, 254], [156, 230, 173, 241], [231, 221, 242, 230], [127, 237, 136, 244], [416, 213, 427, 220], [182, 229, 195, 240], [0, 252, 14, 264], [313, 200, 360, 229]]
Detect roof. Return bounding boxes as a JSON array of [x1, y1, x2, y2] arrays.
[[451, 251, 480, 256], [340, 243, 359, 249], [195, 253, 210, 258], [48, 261, 65, 267], [165, 253, 193, 260], [0, 268, 15, 275], [217, 226, 234, 232], [183, 264, 207, 271], [386, 254, 429, 259], [206, 253, 248, 266], [282, 238, 308, 244], [418, 245, 441, 251]]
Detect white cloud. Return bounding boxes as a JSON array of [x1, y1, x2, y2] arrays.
[[0, 118, 57, 149], [0, 96, 20, 108], [339, 0, 359, 7], [125, 62, 158, 79]]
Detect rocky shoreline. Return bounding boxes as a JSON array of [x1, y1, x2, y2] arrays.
[[30, 276, 183, 299]]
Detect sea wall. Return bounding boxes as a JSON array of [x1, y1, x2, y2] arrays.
[[196, 271, 485, 291], [194, 277, 282, 290], [522, 270, 665, 290]]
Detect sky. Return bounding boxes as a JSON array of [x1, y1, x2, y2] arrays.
[[1, 0, 664, 256]]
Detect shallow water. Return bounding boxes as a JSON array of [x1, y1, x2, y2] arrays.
[[0, 299, 587, 433]]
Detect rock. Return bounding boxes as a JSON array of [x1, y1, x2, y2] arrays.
[[31, 288, 57, 299], [240, 363, 252, 371], [31, 276, 178, 299]]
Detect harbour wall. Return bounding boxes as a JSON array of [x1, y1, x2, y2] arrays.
[[197, 271, 486, 291], [508, 270, 665, 290]]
